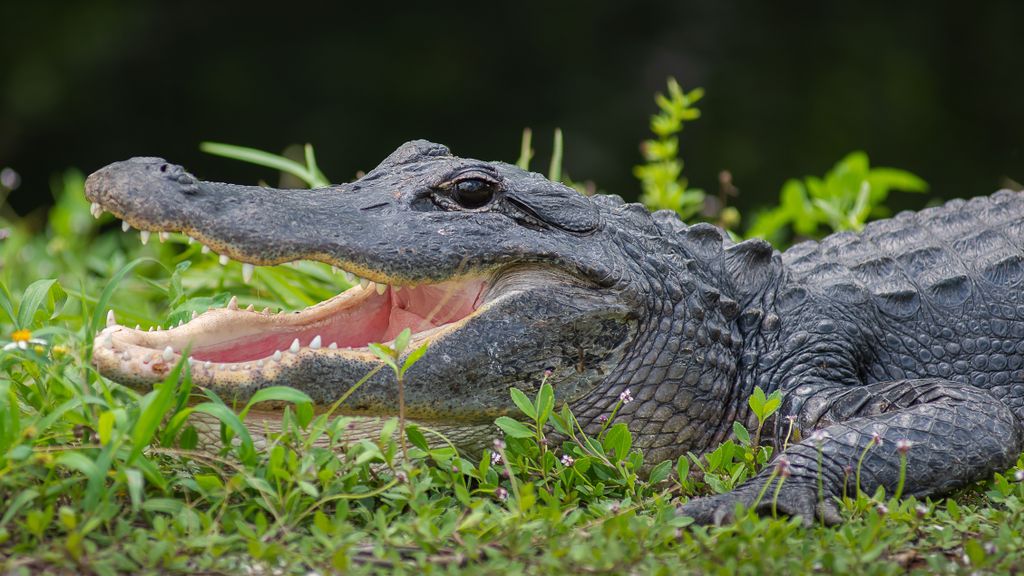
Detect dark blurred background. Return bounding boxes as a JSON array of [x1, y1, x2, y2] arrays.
[[2, 1, 1022, 218]]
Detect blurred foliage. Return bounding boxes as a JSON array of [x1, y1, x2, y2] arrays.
[[634, 78, 707, 221], [747, 151, 928, 245]]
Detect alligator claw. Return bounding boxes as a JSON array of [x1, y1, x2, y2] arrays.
[[677, 480, 842, 527]]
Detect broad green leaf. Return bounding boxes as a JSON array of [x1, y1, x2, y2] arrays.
[[393, 328, 411, 354], [603, 423, 632, 460], [400, 343, 428, 376], [495, 416, 534, 439], [368, 343, 398, 371], [509, 388, 537, 420], [732, 421, 750, 446], [16, 278, 56, 328], [241, 386, 313, 418], [406, 425, 429, 451], [648, 460, 672, 484], [535, 382, 555, 427]]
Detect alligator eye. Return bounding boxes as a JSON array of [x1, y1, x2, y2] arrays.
[[451, 178, 496, 209]]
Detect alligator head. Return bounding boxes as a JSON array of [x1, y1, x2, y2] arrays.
[[86, 140, 777, 459]]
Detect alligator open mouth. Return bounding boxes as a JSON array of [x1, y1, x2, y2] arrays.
[[95, 265, 494, 382]]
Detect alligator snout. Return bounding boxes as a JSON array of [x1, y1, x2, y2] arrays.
[[85, 157, 202, 231]]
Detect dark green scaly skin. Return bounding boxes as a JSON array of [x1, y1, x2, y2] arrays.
[[85, 141, 1024, 525]]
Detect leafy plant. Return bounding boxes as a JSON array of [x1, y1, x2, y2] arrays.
[[747, 151, 928, 244], [634, 77, 706, 220]]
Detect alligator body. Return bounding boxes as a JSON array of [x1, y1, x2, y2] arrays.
[[85, 141, 1024, 524]]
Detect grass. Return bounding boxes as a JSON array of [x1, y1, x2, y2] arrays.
[[3, 148, 1024, 575]]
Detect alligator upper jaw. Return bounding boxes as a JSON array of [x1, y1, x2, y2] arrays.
[[93, 272, 502, 388]]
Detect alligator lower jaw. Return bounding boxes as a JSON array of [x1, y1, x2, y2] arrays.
[[93, 274, 494, 388]]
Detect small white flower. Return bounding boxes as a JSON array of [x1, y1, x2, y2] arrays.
[[494, 487, 508, 501], [491, 451, 502, 465], [809, 429, 828, 445], [895, 439, 913, 455], [561, 454, 575, 467], [2, 329, 47, 351], [1014, 469, 1024, 482], [870, 432, 884, 447], [619, 388, 633, 405]]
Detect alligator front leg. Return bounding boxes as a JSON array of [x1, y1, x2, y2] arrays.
[[679, 379, 1024, 526]]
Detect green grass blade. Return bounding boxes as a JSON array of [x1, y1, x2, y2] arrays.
[[89, 257, 157, 337], [201, 142, 320, 188], [129, 356, 186, 464]]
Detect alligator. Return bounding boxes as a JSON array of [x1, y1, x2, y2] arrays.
[[85, 140, 1024, 525]]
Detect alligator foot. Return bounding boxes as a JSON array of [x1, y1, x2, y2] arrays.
[[677, 478, 843, 527]]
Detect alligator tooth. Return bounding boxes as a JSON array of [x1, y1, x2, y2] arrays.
[[140, 230, 150, 245], [162, 346, 174, 361], [90, 202, 102, 218], [219, 254, 229, 266], [262, 307, 271, 315], [289, 338, 300, 353], [106, 309, 116, 327], [359, 277, 370, 290], [256, 360, 264, 367], [201, 245, 210, 254], [331, 266, 339, 274], [328, 342, 338, 349], [246, 304, 254, 312], [204, 361, 212, 370], [227, 296, 238, 310], [134, 324, 141, 330], [272, 350, 282, 362], [343, 271, 355, 283], [148, 326, 154, 332], [191, 310, 198, 319], [242, 263, 255, 284], [393, 285, 402, 292], [158, 231, 169, 243], [187, 236, 194, 244], [177, 319, 184, 327], [121, 221, 131, 232], [375, 283, 387, 295], [309, 335, 322, 350]]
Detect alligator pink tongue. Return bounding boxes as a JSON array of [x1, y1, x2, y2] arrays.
[[190, 279, 487, 363]]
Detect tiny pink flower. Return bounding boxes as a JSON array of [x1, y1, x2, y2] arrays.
[[895, 439, 913, 455], [619, 388, 633, 404], [561, 454, 575, 467], [915, 504, 929, 518], [870, 432, 883, 447], [492, 438, 505, 451], [494, 487, 508, 501], [598, 414, 609, 424], [490, 451, 502, 465], [775, 457, 791, 478], [876, 503, 888, 516]]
